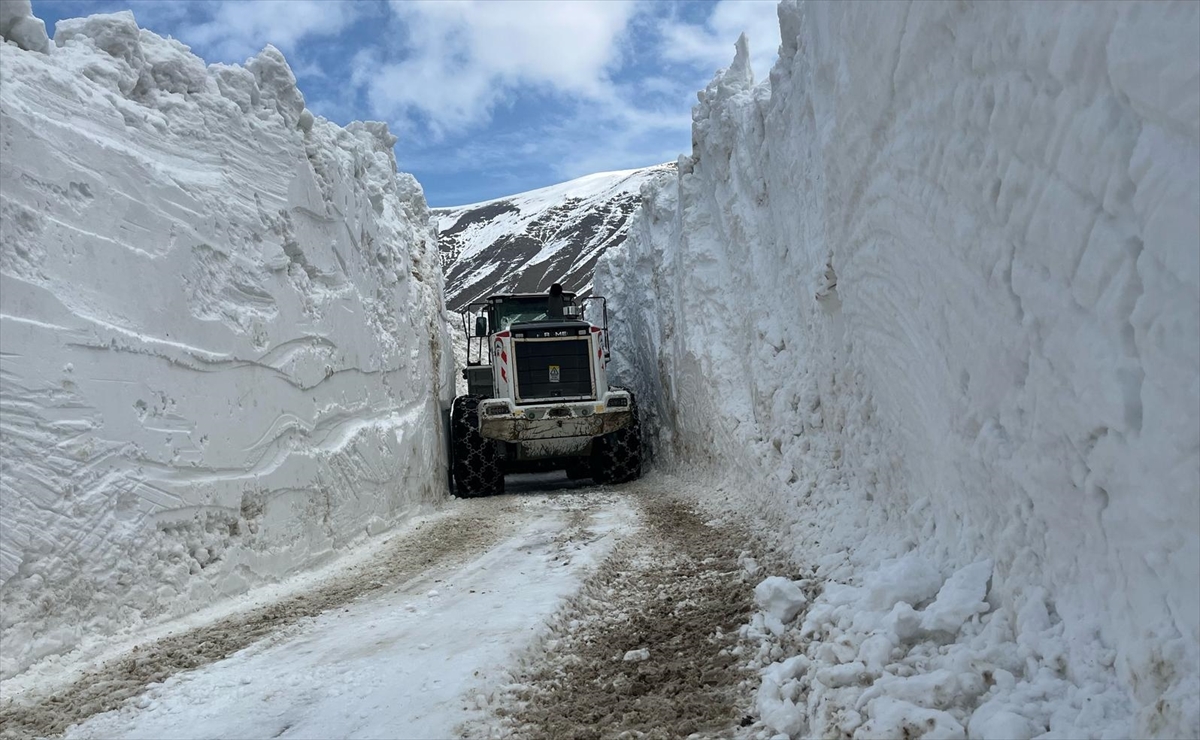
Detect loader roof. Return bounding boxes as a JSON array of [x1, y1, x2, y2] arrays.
[[485, 291, 577, 302]]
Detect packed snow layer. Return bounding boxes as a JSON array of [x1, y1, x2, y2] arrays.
[[0, 11, 454, 679], [596, 2, 1199, 737]]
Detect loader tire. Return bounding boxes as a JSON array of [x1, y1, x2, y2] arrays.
[[565, 461, 592, 481], [591, 396, 642, 485], [451, 395, 505, 497]]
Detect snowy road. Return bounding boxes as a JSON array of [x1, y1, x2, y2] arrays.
[[2, 474, 774, 739]]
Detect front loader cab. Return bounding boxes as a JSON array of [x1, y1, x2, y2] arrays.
[[459, 289, 596, 395], [489, 292, 580, 331]]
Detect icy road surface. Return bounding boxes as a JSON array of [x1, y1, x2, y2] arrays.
[[2, 474, 775, 739]]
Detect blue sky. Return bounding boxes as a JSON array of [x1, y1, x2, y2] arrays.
[[30, 0, 781, 207]]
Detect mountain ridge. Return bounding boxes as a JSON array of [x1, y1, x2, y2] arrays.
[[435, 163, 676, 311]]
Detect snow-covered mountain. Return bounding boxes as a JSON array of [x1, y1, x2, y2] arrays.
[[434, 164, 675, 310]]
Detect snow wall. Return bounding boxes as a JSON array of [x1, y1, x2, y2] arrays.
[[596, 2, 1198, 736], [0, 7, 454, 679]]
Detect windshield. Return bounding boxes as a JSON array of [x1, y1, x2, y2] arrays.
[[494, 299, 549, 329], [491, 296, 577, 329]]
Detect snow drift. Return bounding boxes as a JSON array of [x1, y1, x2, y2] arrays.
[[596, 2, 1198, 737], [0, 10, 453, 678]]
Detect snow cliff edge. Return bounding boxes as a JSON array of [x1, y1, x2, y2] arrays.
[[0, 10, 453, 678]]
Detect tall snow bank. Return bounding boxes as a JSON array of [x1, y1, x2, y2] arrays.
[[0, 10, 454, 679], [596, 2, 1198, 737]]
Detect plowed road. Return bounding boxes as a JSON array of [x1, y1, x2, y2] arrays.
[[2, 473, 775, 740]]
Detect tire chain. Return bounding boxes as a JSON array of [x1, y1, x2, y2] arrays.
[[451, 396, 504, 497], [592, 399, 642, 485]]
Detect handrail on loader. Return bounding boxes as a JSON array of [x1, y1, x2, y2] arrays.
[[580, 296, 610, 362], [458, 289, 611, 366]]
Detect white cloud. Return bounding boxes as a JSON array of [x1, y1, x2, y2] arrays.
[[363, 0, 639, 137], [112, 1, 193, 30], [659, 0, 781, 84], [76, 0, 785, 203], [549, 102, 691, 180], [176, 0, 364, 62], [376, 0, 765, 199]]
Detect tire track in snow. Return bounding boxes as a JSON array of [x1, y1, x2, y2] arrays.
[[480, 489, 778, 739], [0, 503, 513, 739]]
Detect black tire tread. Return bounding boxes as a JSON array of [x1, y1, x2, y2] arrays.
[[591, 395, 642, 485], [451, 395, 505, 497]]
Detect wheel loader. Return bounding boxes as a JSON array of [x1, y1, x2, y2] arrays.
[[450, 284, 641, 496]]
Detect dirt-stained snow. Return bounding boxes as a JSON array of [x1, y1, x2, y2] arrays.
[[5, 476, 790, 740], [481, 492, 782, 740]]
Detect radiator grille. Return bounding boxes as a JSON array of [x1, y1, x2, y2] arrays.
[[514, 338, 593, 402]]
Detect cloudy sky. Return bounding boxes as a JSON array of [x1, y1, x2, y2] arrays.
[[31, 0, 781, 207]]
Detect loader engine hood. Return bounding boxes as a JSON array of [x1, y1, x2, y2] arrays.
[[505, 320, 597, 404], [507, 320, 592, 339]]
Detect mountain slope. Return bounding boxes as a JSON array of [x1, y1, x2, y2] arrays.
[[435, 164, 675, 310]]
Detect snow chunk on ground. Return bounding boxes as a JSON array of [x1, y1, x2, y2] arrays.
[[921, 560, 992, 634], [757, 655, 810, 738], [860, 554, 943, 612], [754, 576, 807, 635], [856, 697, 965, 740], [967, 701, 1042, 740]]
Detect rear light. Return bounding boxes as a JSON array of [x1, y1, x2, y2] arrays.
[[483, 403, 509, 417], [607, 396, 629, 408]]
